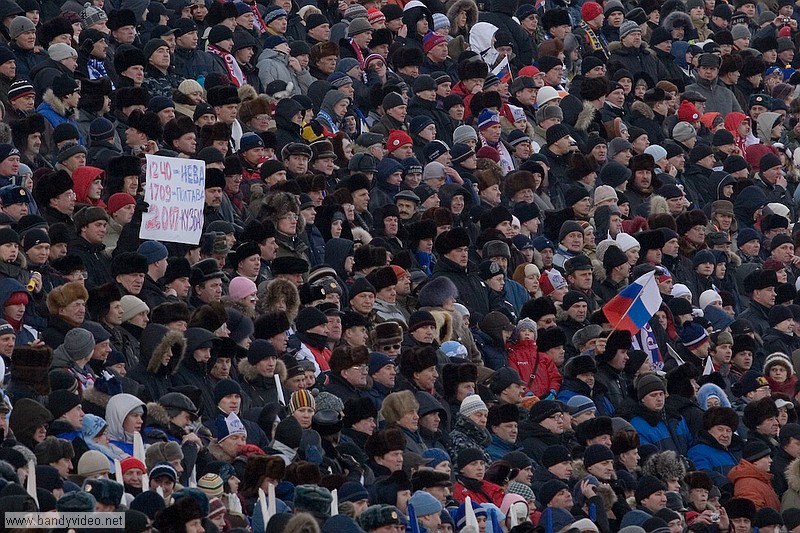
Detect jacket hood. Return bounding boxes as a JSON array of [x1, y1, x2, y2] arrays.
[[728, 459, 773, 484], [72, 166, 104, 204], [733, 185, 767, 223], [8, 398, 53, 447], [0, 278, 28, 310], [787, 456, 800, 492], [140, 323, 186, 375], [709, 171, 736, 202], [756, 111, 782, 143], [724, 112, 748, 135], [324, 238, 355, 275], [671, 41, 691, 68], [105, 393, 146, 443], [487, 0, 516, 16], [696, 382, 731, 409], [42, 89, 70, 117], [275, 96, 304, 132], [447, 0, 478, 27], [320, 89, 349, 119]]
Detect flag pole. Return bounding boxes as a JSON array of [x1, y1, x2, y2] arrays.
[[605, 271, 658, 335]]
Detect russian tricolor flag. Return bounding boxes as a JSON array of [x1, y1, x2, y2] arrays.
[[492, 56, 513, 83], [603, 271, 663, 335]]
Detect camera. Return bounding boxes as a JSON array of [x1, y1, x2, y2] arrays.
[[710, 514, 720, 523]]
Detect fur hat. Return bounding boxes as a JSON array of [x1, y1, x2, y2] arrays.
[[365, 428, 406, 458], [380, 391, 419, 426], [399, 346, 438, 377], [371, 321, 403, 347], [87, 283, 122, 321], [435, 227, 471, 255], [46, 282, 88, 315], [189, 302, 228, 333], [598, 330, 632, 363], [417, 277, 459, 308], [743, 397, 780, 430], [391, 46, 424, 69], [329, 345, 369, 375], [611, 430, 640, 455], [442, 363, 478, 400], [111, 252, 148, 277], [675, 209, 709, 236], [504, 171, 537, 200], [684, 471, 713, 491], [641, 450, 686, 481], [34, 170, 73, 206], [575, 416, 614, 445], [457, 58, 488, 81], [11, 346, 52, 395], [487, 404, 519, 428]]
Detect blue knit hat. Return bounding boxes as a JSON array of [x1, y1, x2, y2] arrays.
[[422, 447, 450, 467], [409, 490, 442, 517], [477, 109, 500, 130], [137, 240, 168, 264]]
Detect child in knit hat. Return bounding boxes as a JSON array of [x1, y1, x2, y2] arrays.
[[288, 389, 316, 429]]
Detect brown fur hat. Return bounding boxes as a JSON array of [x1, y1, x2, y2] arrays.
[[262, 191, 301, 223], [310, 41, 339, 64], [241, 454, 286, 493], [684, 471, 713, 491], [285, 461, 322, 485], [11, 346, 52, 395], [365, 427, 406, 458], [372, 321, 404, 347], [238, 96, 272, 125], [610, 429, 640, 455], [46, 281, 89, 315], [189, 302, 228, 332], [474, 168, 500, 191], [380, 391, 420, 426], [329, 345, 370, 374], [504, 170, 537, 199]]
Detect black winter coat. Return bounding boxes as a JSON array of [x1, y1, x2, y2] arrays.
[[431, 257, 491, 317], [479, 0, 533, 70], [126, 324, 186, 403]]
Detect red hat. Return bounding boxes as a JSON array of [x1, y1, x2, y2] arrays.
[[780, 25, 792, 37], [107, 192, 136, 215], [120, 457, 146, 474], [387, 130, 412, 151], [367, 8, 385, 24], [677, 100, 700, 122], [518, 66, 541, 77], [476, 146, 500, 162], [581, 1, 603, 21], [423, 31, 448, 54]]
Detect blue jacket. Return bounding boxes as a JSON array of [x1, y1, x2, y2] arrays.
[[687, 431, 743, 488], [504, 277, 529, 313], [473, 330, 507, 370], [555, 377, 615, 417], [630, 407, 692, 455], [486, 434, 519, 462], [36, 102, 84, 145]]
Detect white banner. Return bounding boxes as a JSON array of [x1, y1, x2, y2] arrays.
[[139, 154, 205, 245]]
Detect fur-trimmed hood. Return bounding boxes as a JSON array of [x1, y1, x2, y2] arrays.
[[83, 385, 112, 410], [42, 89, 70, 117], [631, 100, 655, 120], [140, 324, 187, 375], [430, 309, 454, 345], [237, 357, 287, 382], [257, 278, 300, 323], [447, 0, 478, 28], [146, 401, 171, 428], [575, 101, 598, 132], [221, 296, 256, 319], [649, 195, 669, 216], [786, 457, 800, 492], [662, 11, 692, 31]]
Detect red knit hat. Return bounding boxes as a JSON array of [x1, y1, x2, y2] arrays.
[[677, 100, 700, 122], [581, 1, 603, 22], [120, 457, 146, 474], [476, 146, 500, 162], [367, 8, 385, 24], [423, 31, 448, 53], [387, 130, 412, 150], [107, 192, 136, 215]]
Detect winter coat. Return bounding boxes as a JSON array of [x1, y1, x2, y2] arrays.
[[36, 90, 83, 145], [630, 404, 692, 455], [10, 43, 46, 80], [172, 353, 217, 420], [478, 0, 533, 69], [556, 377, 615, 416], [273, 98, 304, 155], [608, 43, 670, 87], [518, 419, 565, 465], [684, 76, 743, 115], [8, 397, 53, 450], [627, 101, 666, 145], [406, 96, 454, 149], [506, 339, 561, 397], [126, 324, 186, 403], [141, 64, 183, 99], [453, 476, 505, 506], [595, 362, 630, 411], [473, 330, 508, 370], [256, 48, 301, 97], [237, 357, 287, 412], [448, 414, 492, 463], [740, 300, 771, 338], [29, 58, 73, 100], [665, 394, 704, 437], [173, 46, 228, 80], [68, 237, 112, 288], [321, 373, 371, 404], [728, 459, 781, 510], [687, 430, 743, 483], [431, 257, 491, 317], [486, 433, 519, 462]]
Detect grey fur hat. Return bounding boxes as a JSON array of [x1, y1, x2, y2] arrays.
[[417, 277, 459, 308]]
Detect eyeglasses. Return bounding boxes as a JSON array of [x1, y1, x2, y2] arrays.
[[280, 213, 299, 220], [350, 364, 368, 372], [253, 114, 270, 122], [549, 413, 565, 420], [70, 270, 89, 280], [382, 344, 401, 350]]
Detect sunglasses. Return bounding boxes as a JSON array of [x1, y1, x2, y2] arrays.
[[382, 344, 401, 350]]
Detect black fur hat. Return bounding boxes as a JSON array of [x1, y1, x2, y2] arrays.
[[107, 8, 137, 30], [151, 301, 191, 325], [753, 34, 779, 53], [107, 155, 142, 180], [34, 170, 73, 206], [366, 266, 398, 293], [113, 46, 147, 75], [39, 16, 73, 46], [353, 245, 387, 272], [538, 327, 567, 352], [411, 469, 452, 491], [743, 397, 779, 430], [724, 498, 756, 521], [342, 397, 378, 427], [702, 406, 737, 432], [391, 46, 425, 70], [87, 282, 123, 321], [407, 219, 438, 245], [10, 113, 45, 150], [635, 230, 666, 252], [741, 56, 767, 78], [666, 363, 698, 398], [163, 116, 197, 148], [541, 8, 571, 30], [598, 330, 632, 363], [79, 78, 114, 113], [207, 85, 241, 107], [487, 403, 519, 428], [128, 110, 163, 141], [399, 346, 439, 377], [521, 296, 557, 322], [457, 58, 489, 81], [575, 416, 614, 445], [684, 471, 713, 491], [434, 227, 471, 255], [111, 252, 148, 277], [10, 346, 52, 396], [253, 311, 291, 340], [365, 427, 406, 458], [442, 363, 478, 400]]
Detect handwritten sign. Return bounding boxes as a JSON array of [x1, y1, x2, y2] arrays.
[[139, 154, 205, 245]]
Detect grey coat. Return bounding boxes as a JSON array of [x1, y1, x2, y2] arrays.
[[684, 76, 743, 115]]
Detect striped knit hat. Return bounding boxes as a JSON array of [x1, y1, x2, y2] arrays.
[[288, 390, 316, 414]]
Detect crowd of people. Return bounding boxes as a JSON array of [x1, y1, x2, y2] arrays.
[[3, 0, 800, 531]]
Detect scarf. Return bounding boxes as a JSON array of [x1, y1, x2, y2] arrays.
[[578, 20, 608, 57], [296, 331, 329, 350], [248, 1, 268, 33], [348, 38, 366, 71], [87, 58, 111, 83], [481, 136, 514, 175], [207, 45, 245, 87], [317, 110, 339, 134]]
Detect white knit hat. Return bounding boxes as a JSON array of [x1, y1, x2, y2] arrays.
[[699, 289, 722, 311], [615, 232, 640, 252], [460, 394, 488, 417]]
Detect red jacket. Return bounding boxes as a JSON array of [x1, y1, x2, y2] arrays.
[[507, 339, 562, 398], [453, 479, 505, 507]]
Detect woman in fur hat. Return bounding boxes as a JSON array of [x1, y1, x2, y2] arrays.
[[42, 281, 87, 349]]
